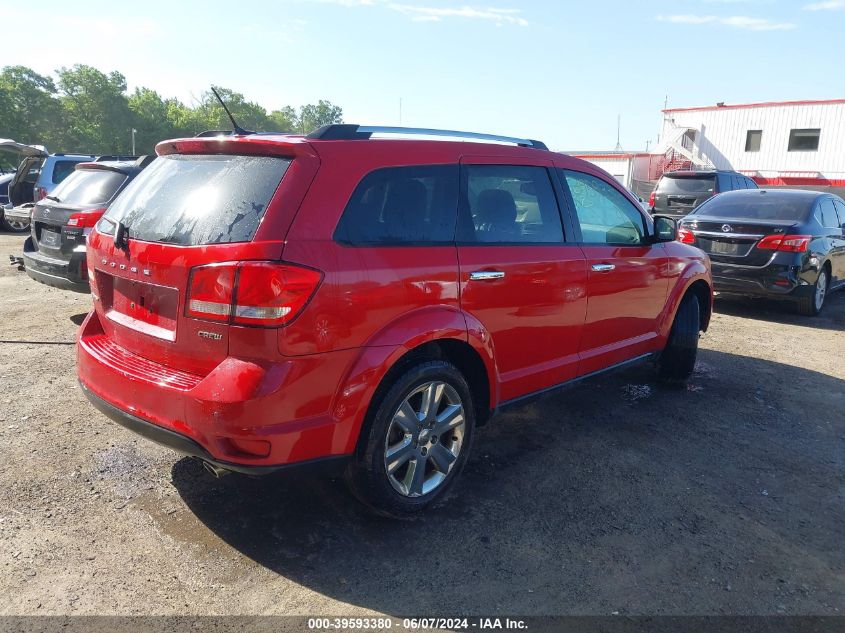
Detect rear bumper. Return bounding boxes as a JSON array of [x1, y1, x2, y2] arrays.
[[711, 258, 815, 300], [77, 310, 362, 471], [22, 236, 89, 292], [80, 381, 349, 476]]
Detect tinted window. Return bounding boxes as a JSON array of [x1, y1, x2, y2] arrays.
[[657, 175, 716, 194], [48, 169, 127, 205], [745, 130, 762, 152], [788, 129, 820, 151], [459, 165, 563, 244], [563, 170, 645, 245], [833, 199, 845, 228], [51, 160, 78, 184], [746, 177, 758, 190], [693, 195, 811, 222], [818, 199, 840, 228], [100, 154, 289, 246], [335, 165, 458, 244]]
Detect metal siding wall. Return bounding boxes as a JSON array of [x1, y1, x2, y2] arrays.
[[575, 157, 633, 187], [661, 104, 845, 179]]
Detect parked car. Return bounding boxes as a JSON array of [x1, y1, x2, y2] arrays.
[[1, 140, 96, 232], [679, 189, 845, 315], [76, 125, 712, 517], [650, 169, 758, 218], [22, 157, 154, 292], [0, 173, 12, 207]]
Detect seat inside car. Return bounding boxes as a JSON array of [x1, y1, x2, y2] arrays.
[[475, 188, 519, 241]]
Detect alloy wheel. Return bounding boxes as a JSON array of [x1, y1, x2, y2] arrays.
[[383, 380, 465, 497], [815, 270, 827, 311]]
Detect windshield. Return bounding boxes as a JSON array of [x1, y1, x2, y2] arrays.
[[99, 154, 290, 246], [49, 169, 127, 205], [692, 196, 810, 222], [657, 175, 715, 194]]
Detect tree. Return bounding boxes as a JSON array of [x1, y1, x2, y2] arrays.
[[128, 87, 173, 154], [0, 64, 344, 154], [0, 66, 62, 147], [298, 100, 343, 134], [57, 65, 134, 153]]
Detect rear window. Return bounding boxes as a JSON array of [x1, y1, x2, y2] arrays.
[[692, 195, 810, 222], [657, 175, 716, 194], [51, 160, 78, 184], [49, 169, 127, 205], [99, 154, 289, 246]]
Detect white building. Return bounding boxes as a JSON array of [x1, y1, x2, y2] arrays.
[[659, 98, 845, 188], [572, 98, 845, 196]]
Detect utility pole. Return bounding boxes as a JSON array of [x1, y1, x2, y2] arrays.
[[131, 128, 137, 155], [614, 114, 623, 151]]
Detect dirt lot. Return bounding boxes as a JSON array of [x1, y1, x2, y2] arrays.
[[0, 228, 843, 617]]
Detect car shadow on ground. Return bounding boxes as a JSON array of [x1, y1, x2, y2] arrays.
[[714, 291, 845, 331], [171, 349, 844, 615], [69, 313, 88, 326]]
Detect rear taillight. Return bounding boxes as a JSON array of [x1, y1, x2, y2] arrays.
[[648, 191, 656, 208], [677, 226, 696, 244], [186, 262, 322, 327], [66, 208, 106, 228], [757, 234, 811, 253], [35, 186, 47, 201]]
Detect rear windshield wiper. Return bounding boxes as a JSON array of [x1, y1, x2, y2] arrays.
[[114, 220, 129, 249]]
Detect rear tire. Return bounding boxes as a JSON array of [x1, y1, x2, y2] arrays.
[[658, 293, 700, 383], [344, 360, 475, 519], [1, 215, 29, 232], [795, 268, 828, 317]]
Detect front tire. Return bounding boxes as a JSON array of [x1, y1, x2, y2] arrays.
[[1, 215, 29, 232], [658, 293, 700, 383], [796, 268, 828, 317], [345, 360, 475, 518]]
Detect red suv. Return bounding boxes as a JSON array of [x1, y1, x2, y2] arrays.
[[77, 125, 712, 517]]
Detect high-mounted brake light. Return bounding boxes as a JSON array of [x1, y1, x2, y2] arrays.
[[757, 234, 811, 253], [186, 262, 322, 327], [66, 208, 107, 228], [677, 226, 696, 244]]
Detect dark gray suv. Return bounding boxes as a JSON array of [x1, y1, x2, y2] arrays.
[[650, 170, 758, 218]]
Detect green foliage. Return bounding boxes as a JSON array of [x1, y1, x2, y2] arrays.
[[0, 64, 344, 156]]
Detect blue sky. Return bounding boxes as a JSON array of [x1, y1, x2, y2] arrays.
[[2, 0, 844, 150]]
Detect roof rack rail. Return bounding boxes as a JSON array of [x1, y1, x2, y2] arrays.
[[307, 124, 548, 150]]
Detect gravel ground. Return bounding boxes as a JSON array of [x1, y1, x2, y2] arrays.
[[0, 229, 843, 616]]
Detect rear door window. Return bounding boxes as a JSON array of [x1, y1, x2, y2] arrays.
[[562, 170, 645, 245], [50, 169, 127, 205], [818, 199, 840, 229], [99, 154, 290, 246], [334, 165, 458, 244], [458, 165, 563, 244], [832, 199, 845, 228]]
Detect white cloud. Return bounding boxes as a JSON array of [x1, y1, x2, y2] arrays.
[[657, 13, 795, 30], [313, 0, 528, 25], [803, 0, 845, 9]]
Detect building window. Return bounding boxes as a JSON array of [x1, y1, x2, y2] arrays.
[[745, 130, 762, 152], [788, 128, 821, 152]]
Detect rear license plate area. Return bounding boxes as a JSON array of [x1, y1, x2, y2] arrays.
[[103, 274, 179, 341], [40, 228, 60, 248]]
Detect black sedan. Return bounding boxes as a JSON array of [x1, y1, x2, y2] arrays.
[[22, 156, 153, 292], [678, 189, 845, 316]]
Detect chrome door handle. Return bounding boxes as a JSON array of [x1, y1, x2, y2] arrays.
[[469, 270, 506, 281], [591, 263, 615, 272]]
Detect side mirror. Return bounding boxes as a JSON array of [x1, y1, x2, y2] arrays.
[[652, 215, 678, 243]]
